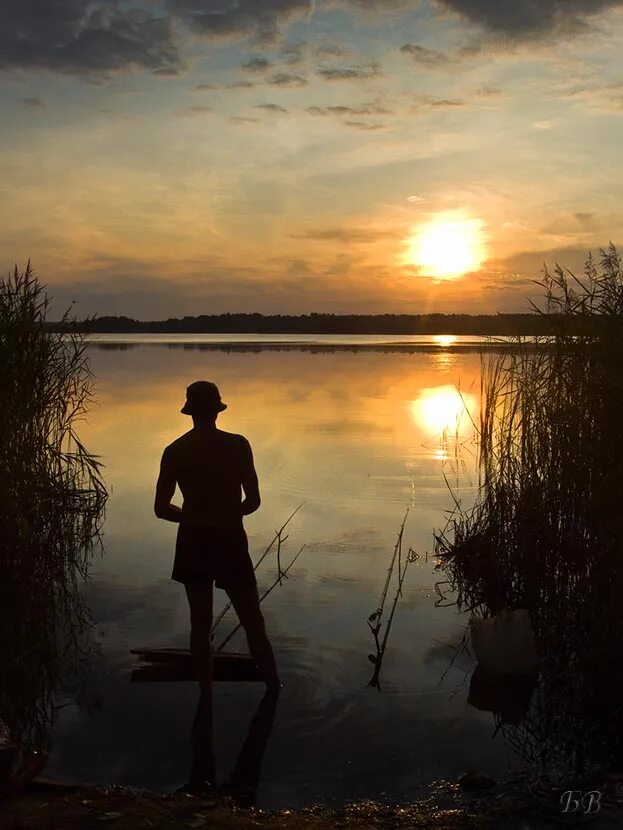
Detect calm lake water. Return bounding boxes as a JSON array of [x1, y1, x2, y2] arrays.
[[46, 334, 521, 807]]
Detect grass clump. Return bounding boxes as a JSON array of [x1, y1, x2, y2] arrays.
[[434, 245, 623, 784], [0, 262, 107, 775]]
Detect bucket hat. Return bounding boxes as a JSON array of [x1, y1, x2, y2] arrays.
[[181, 381, 227, 415]]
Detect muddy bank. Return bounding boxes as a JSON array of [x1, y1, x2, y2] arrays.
[[3, 776, 623, 830]]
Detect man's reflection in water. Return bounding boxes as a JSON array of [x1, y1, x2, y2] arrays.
[[182, 688, 280, 805]]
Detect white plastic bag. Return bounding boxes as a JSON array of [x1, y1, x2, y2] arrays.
[[469, 609, 537, 675]]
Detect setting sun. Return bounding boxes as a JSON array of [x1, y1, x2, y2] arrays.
[[403, 214, 486, 279]]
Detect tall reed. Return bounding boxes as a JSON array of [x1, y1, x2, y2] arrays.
[[434, 245, 623, 783], [0, 262, 107, 767]]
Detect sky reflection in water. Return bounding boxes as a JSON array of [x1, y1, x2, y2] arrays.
[[46, 340, 518, 807]]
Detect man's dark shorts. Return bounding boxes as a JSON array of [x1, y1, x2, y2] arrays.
[[172, 523, 257, 590]]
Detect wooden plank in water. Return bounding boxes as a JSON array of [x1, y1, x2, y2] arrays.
[[130, 648, 261, 682]]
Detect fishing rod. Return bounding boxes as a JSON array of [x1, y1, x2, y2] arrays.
[[367, 508, 409, 640], [215, 544, 306, 653], [368, 545, 419, 689], [378, 545, 419, 658], [211, 502, 304, 636]]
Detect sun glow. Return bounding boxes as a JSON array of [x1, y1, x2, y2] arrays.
[[411, 385, 476, 437], [403, 214, 486, 279], [434, 334, 456, 347]]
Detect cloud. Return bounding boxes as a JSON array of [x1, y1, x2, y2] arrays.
[[179, 104, 213, 116], [472, 85, 505, 100], [317, 62, 382, 81], [269, 72, 308, 86], [575, 212, 595, 225], [167, 0, 311, 42], [314, 41, 345, 58], [50, 255, 276, 317], [280, 40, 308, 64], [0, 1, 181, 76], [227, 79, 256, 89], [435, 0, 623, 38], [343, 120, 387, 130], [192, 82, 218, 91], [306, 103, 391, 116], [286, 258, 315, 276], [290, 228, 400, 243], [400, 43, 454, 68], [255, 102, 289, 113], [242, 55, 272, 72], [22, 96, 46, 109], [561, 81, 623, 112], [230, 115, 262, 124], [0, 1, 486, 81], [492, 245, 600, 284], [408, 95, 465, 114], [0, 1, 313, 77], [152, 66, 180, 77]]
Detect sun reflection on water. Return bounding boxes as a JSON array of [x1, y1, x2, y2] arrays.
[[410, 384, 477, 439], [434, 334, 457, 347]]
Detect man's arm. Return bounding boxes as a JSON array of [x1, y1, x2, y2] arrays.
[[154, 448, 183, 523], [240, 437, 261, 516]]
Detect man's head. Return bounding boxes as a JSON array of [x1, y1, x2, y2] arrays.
[[181, 381, 227, 419]]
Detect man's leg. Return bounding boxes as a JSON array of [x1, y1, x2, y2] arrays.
[[226, 583, 281, 690], [185, 581, 214, 696]]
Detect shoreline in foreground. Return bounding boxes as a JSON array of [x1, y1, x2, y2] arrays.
[[3, 773, 623, 829]]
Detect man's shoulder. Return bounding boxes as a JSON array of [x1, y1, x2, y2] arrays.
[[161, 430, 251, 462], [217, 430, 250, 448], [162, 431, 194, 457]]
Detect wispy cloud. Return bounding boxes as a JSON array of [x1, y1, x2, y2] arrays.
[[291, 227, 400, 243], [317, 62, 382, 81], [315, 41, 345, 58], [179, 105, 213, 116], [472, 86, 506, 100], [269, 72, 308, 86], [242, 56, 272, 72], [280, 40, 308, 65], [575, 212, 595, 225], [227, 80, 256, 89], [410, 95, 465, 112], [400, 43, 455, 68], [255, 102, 289, 113], [230, 115, 262, 124], [492, 245, 599, 281], [307, 102, 391, 116], [21, 96, 45, 109], [561, 80, 623, 111], [343, 120, 387, 130]]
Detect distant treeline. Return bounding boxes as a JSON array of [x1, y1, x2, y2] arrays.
[[44, 312, 593, 335]]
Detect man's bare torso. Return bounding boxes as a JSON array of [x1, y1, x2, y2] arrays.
[[162, 428, 252, 528]]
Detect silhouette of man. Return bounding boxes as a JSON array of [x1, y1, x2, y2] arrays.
[[154, 381, 281, 694]]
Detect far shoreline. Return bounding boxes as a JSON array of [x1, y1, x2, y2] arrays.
[[42, 311, 615, 337]]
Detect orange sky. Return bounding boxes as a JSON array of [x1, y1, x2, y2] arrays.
[[2, 1, 623, 317]]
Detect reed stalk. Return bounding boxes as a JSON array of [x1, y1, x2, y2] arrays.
[[434, 245, 623, 784], [0, 262, 108, 770]]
